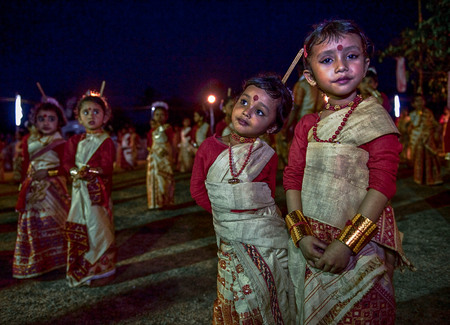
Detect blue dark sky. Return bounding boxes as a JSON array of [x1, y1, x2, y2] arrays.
[[0, 0, 419, 131]]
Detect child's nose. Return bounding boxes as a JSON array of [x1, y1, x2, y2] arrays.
[[335, 58, 348, 72]]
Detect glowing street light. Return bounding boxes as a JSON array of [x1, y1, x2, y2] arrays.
[[394, 94, 400, 118], [207, 94, 216, 133], [15, 94, 23, 127]]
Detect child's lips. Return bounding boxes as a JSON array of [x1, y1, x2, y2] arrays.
[[334, 77, 351, 84], [237, 118, 248, 126]]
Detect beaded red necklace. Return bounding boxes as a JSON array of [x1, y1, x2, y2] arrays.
[[324, 95, 362, 111], [312, 95, 363, 143], [230, 132, 257, 143], [228, 139, 255, 184]]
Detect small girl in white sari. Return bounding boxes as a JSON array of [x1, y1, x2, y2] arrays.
[[191, 74, 295, 324], [63, 93, 116, 287]]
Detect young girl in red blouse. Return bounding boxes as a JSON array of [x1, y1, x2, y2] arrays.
[[13, 102, 70, 279], [63, 93, 116, 287], [191, 74, 295, 324], [283, 19, 414, 324]]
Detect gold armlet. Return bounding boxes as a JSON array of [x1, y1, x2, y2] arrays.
[[88, 168, 100, 174], [338, 213, 378, 255], [285, 210, 313, 247], [69, 167, 78, 177], [47, 169, 58, 177]]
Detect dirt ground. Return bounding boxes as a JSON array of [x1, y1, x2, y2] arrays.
[[0, 164, 449, 324]]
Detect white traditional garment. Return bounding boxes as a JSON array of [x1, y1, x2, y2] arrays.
[[66, 132, 115, 287], [178, 126, 194, 172], [13, 132, 69, 278], [206, 139, 295, 325], [289, 97, 407, 324], [146, 124, 174, 208], [195, 122, 210, 147]]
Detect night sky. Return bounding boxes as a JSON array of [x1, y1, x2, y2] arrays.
[[0, 0, 419, 133]]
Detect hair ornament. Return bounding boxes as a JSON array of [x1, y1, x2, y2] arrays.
[[303, 45, 308, 59], [282, 47, 305, 84], [151, 101, 169, 111], [368, 66, 377, 75]]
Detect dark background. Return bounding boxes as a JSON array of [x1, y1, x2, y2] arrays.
[[0, 0, 420, 134]]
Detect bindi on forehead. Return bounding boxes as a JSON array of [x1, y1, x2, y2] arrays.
[[337, 44, 343, 51], [253, 95, 259, 101]]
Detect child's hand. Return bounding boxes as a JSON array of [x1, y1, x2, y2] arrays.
[[315, 240, 352, 274], [298, 236, 327, 268]]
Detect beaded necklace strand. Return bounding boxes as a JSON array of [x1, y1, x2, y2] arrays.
[[228, 133, 256, 184], [312, 95, 363, 143]]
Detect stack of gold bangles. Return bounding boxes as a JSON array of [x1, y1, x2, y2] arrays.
[[47, 169, 59, 177], [285, 210, 313, 247], [337, 213, 378, 255]]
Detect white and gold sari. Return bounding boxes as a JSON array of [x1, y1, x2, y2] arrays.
[[206, 139, 295, 325]]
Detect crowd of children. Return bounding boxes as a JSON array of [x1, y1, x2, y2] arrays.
[[9, 16, 443, 324]]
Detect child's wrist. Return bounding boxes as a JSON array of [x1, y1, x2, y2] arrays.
[[337, 213, 378, 255], [285, 210, 314, 247]]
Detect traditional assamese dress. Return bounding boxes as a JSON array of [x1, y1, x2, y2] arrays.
[[63, 132, 116, 287], [409, 108, 443, 185], [191, 136, 295, 325], [284, 97, 414, 324], [13, 132, 70, 278], [177, 126, 194, 173], [146, 124, 175, 209]]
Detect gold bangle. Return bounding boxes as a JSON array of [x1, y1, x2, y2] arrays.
[[69, 167, 78, 177], [47, 169, 58, 177], [88, 168, 100, 174], [285, 210, 313, 247], [338, 214, 378, 255]]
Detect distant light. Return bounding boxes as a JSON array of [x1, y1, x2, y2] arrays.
[[394, 95, 400, 118], [151, 106, 155, 111], [207, 95, 216, 104], [15, 94, 23, 126]]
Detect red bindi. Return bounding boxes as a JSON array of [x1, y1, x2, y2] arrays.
[[43, 114, 47, 118], [253, 95, 259, 101], [337, 44, 343, 51]]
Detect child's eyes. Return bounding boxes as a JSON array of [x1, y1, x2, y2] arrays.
[[347, 54, 359, 59], [256, 109, 265, 116], [319, 58, 333, 64], [240, 99, 248, 106], [82, 110, 89, 115], [48, 116, 56, 122], [93, 109, 100, 115]]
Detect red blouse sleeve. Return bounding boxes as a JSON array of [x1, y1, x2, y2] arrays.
[[92, 138, 115, 176], [62, 135, 80, 175], [360, 134, 401, 199], [190, 137, 217, 213], [283, 114, 317, 191], [53, 141, 67, 175]]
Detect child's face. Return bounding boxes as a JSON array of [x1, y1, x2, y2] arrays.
[[304, 33, 369, 102], [412, 96, 425, 110], [193, 112, 203, 123], [223, 101, 234, 116], [36, 109, 58, 136], [78, 101, 106, 132], [358, 76, 378, 96], [231, 85, 278, 138], [182, 118, 191, 127], [153, 108, 167, 125]]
